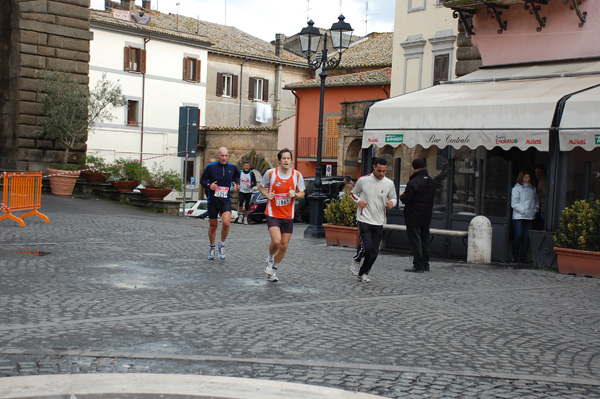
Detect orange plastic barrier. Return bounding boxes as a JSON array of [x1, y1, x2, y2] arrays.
[[0, 172, 50, 227]]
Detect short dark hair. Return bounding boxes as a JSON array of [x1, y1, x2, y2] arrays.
[[344, 175, 352, 180], [373, 157, 387, 166], [243, 161, 250, 165], [277, 148, 293, 160]]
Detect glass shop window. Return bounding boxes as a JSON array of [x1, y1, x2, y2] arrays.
[[565, 147, 600, 207], [451, 148, 479, 216]]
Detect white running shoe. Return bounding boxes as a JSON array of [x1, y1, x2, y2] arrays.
[[265, 257, 274, 278], [243, 218, 248, 225], [350, 260, 360, 276], [217, 242, 226, 260], [361, 274, 370, 283], [208, 246, 216, 260], [269, 270, 279, 282]]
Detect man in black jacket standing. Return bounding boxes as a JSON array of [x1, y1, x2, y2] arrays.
[[400, 158, 436, 273]]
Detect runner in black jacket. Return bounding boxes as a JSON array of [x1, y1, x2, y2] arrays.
[[399, 158, 436, 273]]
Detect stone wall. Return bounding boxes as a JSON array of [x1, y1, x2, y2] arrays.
[[198, 127, 279, 172], [455, 15, 482, 77], [338, 99, 382, 179], [0, 0, 92, 171]]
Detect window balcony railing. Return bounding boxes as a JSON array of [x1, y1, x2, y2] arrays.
[[298, 137, 338, 159]]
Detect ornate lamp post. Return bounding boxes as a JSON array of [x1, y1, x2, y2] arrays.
[[299, 16, 353, 238]]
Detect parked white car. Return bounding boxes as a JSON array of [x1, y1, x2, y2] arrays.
[[180, 200, 238, 220]]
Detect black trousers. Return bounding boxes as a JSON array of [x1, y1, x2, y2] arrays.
[[355, 221, 383, 276], [406, 224, 431, 270]]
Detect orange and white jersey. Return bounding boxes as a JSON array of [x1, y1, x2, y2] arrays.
[[261, 168, 306, 220]]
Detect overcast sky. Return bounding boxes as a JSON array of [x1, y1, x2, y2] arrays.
[[90, 0, 395, 42]]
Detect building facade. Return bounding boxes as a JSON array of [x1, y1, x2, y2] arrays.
[[0, 0, 92, 171], [363, 0, 600, 264]]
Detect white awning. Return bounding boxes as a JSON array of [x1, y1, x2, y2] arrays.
[[558, 84, 600, 151], [362, 61, 600, 152]]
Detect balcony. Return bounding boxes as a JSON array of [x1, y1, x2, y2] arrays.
[[298, 137, 338, 159]]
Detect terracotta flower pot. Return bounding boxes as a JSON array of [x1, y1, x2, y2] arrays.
[[139, 188, 172, 201], [81, 171, 110, 184], [110, 180, 139, 192], [554, 247, 600, 278], [323, 224, 360, 248], [47, 168, 81, 196]]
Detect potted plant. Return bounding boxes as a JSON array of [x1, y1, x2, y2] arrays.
[[80, 155, 111, 184], [323, 192, 360, 248], [108, 159, 148, 192], [553, 198, 600, 278], [40, 71, 126, 195], [140, 165, 183, 200]]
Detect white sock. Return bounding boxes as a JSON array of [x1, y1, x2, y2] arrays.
[[268, 254, 275, 262]]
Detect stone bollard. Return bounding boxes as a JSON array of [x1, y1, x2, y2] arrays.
[[467, 215, 492, 264]]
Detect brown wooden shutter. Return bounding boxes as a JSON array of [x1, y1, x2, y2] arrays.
[[263, 79, 269, 102], [124, 47, 130, 71], [232, 74, 238, 98], [195, 60, 201, 83], [140, 49, 147, 73], [248, 77, 255, 100], [216, 72, 223, 96], [183, 57, 189, 81]]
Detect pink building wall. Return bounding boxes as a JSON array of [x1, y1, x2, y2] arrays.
[[472, 0, 600, 65]]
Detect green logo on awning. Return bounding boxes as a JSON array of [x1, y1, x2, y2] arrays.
[[385, 134, 404, 143], [596, 134, 600, 145]]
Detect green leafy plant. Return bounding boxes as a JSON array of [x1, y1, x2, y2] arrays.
[[553, 198, 600, 252], [39, 71, 127, 167], [142, 165, 183, 191], [80, 154, 107, 170], [108, 158, 149, 182], [324, 192, 358, 227]]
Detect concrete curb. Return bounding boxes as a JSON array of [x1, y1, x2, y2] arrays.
[[0, 373, 384, 399]]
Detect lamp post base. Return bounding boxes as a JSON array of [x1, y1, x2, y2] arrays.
[[303, 192, 327, 238], [304, 224, 326, 238]]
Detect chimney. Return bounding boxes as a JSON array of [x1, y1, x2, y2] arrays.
[[142, 0, 151, 10], [275, 33, 286, 57], [121, 0, 136, 11]]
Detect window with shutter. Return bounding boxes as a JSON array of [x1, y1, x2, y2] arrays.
[[232, 74, 238, 98], [124, 46, 144, 73], [433, 54, 449, 86], [216, 72, 224, 96], [183, 57, 201, 82], [127, 100, 139, 126], [263, 79, 269, 102], [325, 116, 341, 158], [248, 77, 255, 100]]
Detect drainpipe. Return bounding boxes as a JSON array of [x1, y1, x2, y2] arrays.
[[140, 35, 151, 164], [381, 85, 390, 99], [239, 56, 249, 126], [291, 89, 300, 166], [273, 64, 282, 126]]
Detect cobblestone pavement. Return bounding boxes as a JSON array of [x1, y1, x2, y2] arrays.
[[1, 194, 599, 398]]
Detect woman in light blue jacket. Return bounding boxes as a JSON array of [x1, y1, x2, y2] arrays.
[[511, 171, 539, 263]]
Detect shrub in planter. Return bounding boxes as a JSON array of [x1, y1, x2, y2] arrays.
[[553, 198, 600, 278], [323, 193, 359, 248], [142, 165, 184, 191], [553, 198, 600, 252], [324, 192, 358, 227], [139, 166, 183, 200]]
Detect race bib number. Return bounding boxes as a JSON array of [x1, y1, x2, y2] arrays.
[[215, 186, 229, 198], [241, 178, 250, 188], [275, 193, 291, 206]]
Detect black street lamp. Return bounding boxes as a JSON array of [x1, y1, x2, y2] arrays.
[[299, 16, 353, 238]]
